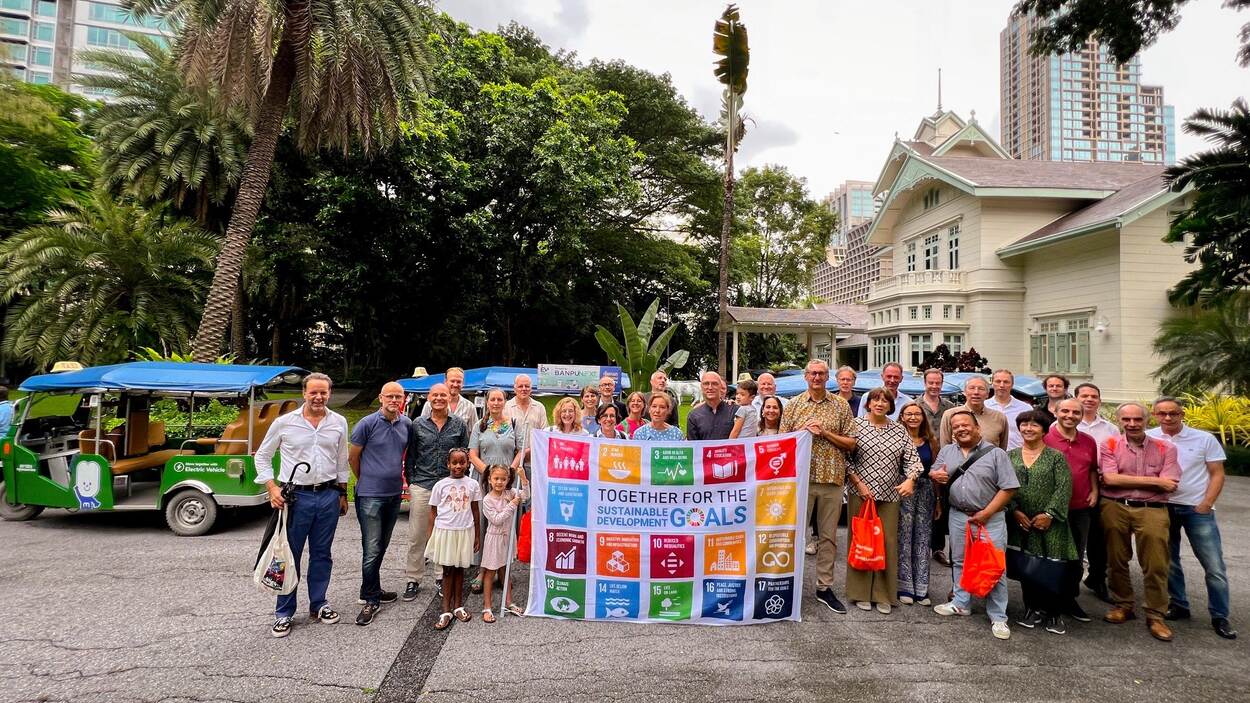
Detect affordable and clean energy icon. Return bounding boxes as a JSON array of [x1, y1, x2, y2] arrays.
[[554, 547, 577, 570]]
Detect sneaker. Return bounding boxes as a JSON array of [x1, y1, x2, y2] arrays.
[[436, 579, 444, 598], [804, 543, 817, 556], [856, 600, 872, 611], [917, 597, 931, 606], [815, 589, 847, 614], [1067, 602, 1092, 623], [898, 595, 914, 605], [313, 606, 340, 624], [934, 602, 971, 617], [991, 621, 1011, 640], [355, 604, 380, 626], [378, 591, 398, 604], [876, 602, 892, 614], [1016, 609, 1041, 628], [402, 582, 420, 602], [271, 616, 293, 638], [1045, 616, 1067, 635]]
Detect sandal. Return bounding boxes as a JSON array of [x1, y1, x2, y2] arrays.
[[453, 607, 472, 622], [434, 612, 453, 630], [482, 608, 496, 624], [504, 602, 524, 616], [470, 577, 483, 594]]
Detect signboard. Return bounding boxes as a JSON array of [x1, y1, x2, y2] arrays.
[[537, 364, 623, 394], [525, 430, 811, 625]]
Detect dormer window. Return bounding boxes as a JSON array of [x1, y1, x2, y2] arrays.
[[922, 187, 940, 210]]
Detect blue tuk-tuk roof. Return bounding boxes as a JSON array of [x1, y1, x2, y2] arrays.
[[398, 366, 633, 395], [19, 362, 305, 393], [770, 370, 1045, 399]]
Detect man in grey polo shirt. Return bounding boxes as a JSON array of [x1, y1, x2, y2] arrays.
[[349, 382, 411, 626], [930, 410, 1019, 640]]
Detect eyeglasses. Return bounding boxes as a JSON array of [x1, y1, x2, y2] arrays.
[[1153, 411, 1182, 417]]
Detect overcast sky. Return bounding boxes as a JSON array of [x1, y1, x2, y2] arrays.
[[437, 0, 1247, 199]]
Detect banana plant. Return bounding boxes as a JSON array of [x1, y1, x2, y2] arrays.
[[713, 3, 749, 375], [594, 299, 690, 393]]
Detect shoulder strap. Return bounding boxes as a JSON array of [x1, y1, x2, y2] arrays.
[[948, 445, 993, 490]]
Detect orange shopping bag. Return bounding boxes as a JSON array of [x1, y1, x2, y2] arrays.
[[515, 511, 532, 563], [848, 498, 886, 571], [960, 522, 1006, 597]]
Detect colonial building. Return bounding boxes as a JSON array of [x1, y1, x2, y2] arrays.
[[863, 109, 1193, 401]]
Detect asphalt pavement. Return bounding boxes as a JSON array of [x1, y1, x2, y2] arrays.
[[3, 479, 1249, 703]]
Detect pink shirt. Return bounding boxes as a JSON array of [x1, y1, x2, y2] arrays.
[[1044, 425, 1098, 511], [1099, 435, 1181, 502]]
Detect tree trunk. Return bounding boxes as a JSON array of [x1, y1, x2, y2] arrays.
[[271, 323, 281, 363], [231, 274, 246, 359], [717, 146, 735, 376], [191, 39, 296, 362]]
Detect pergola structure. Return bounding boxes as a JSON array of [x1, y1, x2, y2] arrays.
[[718, 306, 851, 382]]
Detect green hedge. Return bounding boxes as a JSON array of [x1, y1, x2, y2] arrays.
[[1225, 444, 1250, 477]]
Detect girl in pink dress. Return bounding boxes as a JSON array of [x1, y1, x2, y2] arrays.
[[479, 464, 529, 622]]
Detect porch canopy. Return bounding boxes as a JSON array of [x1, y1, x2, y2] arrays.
[[717, 306, 850, 384]]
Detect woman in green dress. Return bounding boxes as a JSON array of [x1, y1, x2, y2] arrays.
[[1007, 410, 1077, 636]]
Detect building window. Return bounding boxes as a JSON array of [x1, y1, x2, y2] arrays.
[[923, 233, 939, 270], [1, 0, 32, 12], [1030, 316, 1091, 374], [955, 305, 964, 320], [35, 21, 54, 42], [910, 334, 932, 368], [947, 223, 960, 269], [905, 241, 916, 272], [922, 188, 940, 210], [36, 0, 55, 16], [944, 334, 964, 354], [30, 45, 51, 66], [28, 70, 50, 83], [873, 335, 900, 368], [909, 306, 918, 320], [922, 305, 932, 320], [88, 1, 164, 29], [3, 41, 24, 63], [0, 17, 28, 37], [943, 304, 952, 319]]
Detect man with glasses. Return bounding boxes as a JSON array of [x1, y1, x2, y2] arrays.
[[505, 374, 547, 481], [780, 359, 857, 614], [1148, 397, 1237, 640], [402, 383, 469, 602], [349, 382, 411, 626], [687, 371, 736, 441], [598, 374, 628, 421]]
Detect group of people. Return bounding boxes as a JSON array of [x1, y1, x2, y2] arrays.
[[254, 362, 1236, 644]]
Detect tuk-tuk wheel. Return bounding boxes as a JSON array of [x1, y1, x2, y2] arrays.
[[0, 482, 44, 521], [164, 488, 218, 536]]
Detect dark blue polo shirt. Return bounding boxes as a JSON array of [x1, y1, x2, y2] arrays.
[[350, 410, 411, 497]]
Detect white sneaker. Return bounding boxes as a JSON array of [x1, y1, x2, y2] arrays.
[[856, 600, 873, 611], [992, 621, 1011, 640], [933, 602, 971, 617], [898, 595, 914, 605], [805, 543, 817, 555], [876, 602, 892, 614]]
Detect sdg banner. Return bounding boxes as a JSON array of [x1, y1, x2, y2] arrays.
[[525, 430, 811, 626]]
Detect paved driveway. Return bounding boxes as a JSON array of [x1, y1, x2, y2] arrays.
[[3, 479, 1249, 703]]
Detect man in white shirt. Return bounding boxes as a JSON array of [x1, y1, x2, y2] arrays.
[[504, 374, 548, 479], [421, 367, 478, 427], [752, 372, 789, 412], [255, 372, 350, 638], [1073, 382, 1118, 603], [857, 362, 911, 421], [985, 369, 1034, 450], [1147, 397, 1237, 640]]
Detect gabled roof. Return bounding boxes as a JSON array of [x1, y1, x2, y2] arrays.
[[912, 110, 966, 142], [924, 157, 1162, 192], [930, 121, 1012, 159], [997, 173, 1187, 257], [721, 306, 850, 330]]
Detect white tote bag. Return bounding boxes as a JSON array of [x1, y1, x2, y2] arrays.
[[253, 507, 299, 596]]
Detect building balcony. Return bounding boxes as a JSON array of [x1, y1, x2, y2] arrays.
[[867, 270, 966, 299]]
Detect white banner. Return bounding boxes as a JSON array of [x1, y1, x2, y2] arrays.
[[525, 430, 811, 625]]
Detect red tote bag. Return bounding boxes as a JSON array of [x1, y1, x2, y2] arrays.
[[847, 498, 886, 571], [960, 522, 1006, 597], [515, 511, 532, 563]]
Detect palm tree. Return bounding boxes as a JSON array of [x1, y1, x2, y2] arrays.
[[1163, 98, 1250, 305], [129, 0, 434, 361], [77, 33, 249, 226], [712, 3, 748, 375], [1153, 294, 1250, 396], [0, 194, 219, 367]]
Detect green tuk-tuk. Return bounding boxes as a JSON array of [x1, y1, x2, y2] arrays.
[[0, 362, 305, 535]]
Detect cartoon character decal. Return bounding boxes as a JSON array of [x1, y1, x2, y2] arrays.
[[74, 460, 103, 510]]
